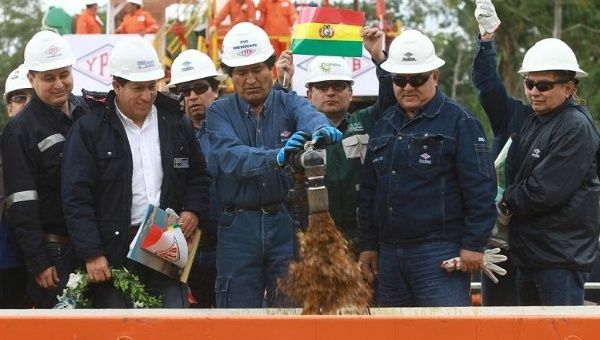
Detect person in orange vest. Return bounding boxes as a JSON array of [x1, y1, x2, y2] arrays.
[[116, 0, 159, 34], [76, 2, 103, 34], [256, 0, 298, 56], [210, 0, 256, 36]]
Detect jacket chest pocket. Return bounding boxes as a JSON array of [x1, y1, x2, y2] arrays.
[[96, 148, 123, 180], [368, 136, 393, 175], [343, 134, 369, 164], [408, 134, 443, 174]]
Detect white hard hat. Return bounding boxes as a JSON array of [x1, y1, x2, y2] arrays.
[[4, 64, 32, 102], [85, 1, 98, 5], [167, 49, 225, 87], [109, 36, 164, 82], [380, 29, 445, 74], [305, 56, 353, 85], [518, 38, 587, 78], [24, 30, 76, 72], [128, 0, 143, 5], [221, 22, 275, 67]]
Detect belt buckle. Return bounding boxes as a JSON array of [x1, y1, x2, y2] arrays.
[[261, 205, 272, 214]]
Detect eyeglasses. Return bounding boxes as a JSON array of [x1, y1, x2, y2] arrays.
[[310, 81, 350, 92], [172, 81, 211, 97], [8, 94, 31, 104], [392, 72, 432, 88], [524, 78, 567, 92]]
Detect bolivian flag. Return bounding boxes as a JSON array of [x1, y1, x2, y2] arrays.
[[291, 7, 365, 57]]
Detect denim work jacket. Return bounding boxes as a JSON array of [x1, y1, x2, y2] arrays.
[[358, 88, 497, 253]]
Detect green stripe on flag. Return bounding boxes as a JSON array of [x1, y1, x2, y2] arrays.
[[291, 39, 363, 57]]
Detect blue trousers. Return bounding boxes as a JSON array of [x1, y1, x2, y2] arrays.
[[516, 267, 588, 306], [216, 210, 294, 308], [188, 246, 217, 308], [378, 241, 470, 307], [27, 242, 76, 309]]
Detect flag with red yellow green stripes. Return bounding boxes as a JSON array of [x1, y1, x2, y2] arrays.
[[291, 7, 365, 57]]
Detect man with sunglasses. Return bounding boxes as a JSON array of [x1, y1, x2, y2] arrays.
[[473, 0, 599, 306], [207, 23, 339, 308], [61, 37, 209, 308], [275, 27, 394, 252], [166, 49, 225, 307], [358, 29, 497, 307], [0, 64, 34, 309]]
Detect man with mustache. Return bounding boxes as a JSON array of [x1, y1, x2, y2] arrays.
[[61, 36, 209, 308], [1, 30, 88, 308]]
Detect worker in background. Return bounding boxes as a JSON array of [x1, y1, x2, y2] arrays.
[[275, 27, 394, 252], [76, 1, 103, 34], [0, 64, 33, 309], [167, 49, 225, 307], [256, 0, 298, 56], [116, 0, 159, 34], [210, 0, 256, 36], [2, 31, 88, 308], [207, 22, 339, 308]]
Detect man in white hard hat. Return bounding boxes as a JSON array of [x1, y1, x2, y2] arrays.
[[206, 22, 340, 308], [473, 0, 599, 306], [167, 49, 225, 307], [3, 65, 33, 117], [61, 36, 209, 308], [358, 29, 497, 307], [0, 64, 34, 308], [274, 27, 394, 252], [1, 30, 88, 308]]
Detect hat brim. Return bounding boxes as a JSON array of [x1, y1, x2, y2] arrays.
[[380, 57, 445, 75]]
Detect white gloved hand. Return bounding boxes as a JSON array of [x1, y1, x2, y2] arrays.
[[440, 248, 507, 284], [475, 0, 501, 35]]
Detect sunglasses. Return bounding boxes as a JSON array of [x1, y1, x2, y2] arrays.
[[392, 72, 432, 88], [524, 78, 567, 92], [172, 82, 211, 97], [310, 81, 350, 92], [8, 94, 31, 104]]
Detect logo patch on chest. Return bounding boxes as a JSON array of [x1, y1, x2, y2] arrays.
[[531, 148, 541, 159], [419, 153, 432, 164], [174, 158, 189, 168]]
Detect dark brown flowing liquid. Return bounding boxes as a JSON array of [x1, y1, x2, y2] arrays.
[[280, 212, 372, 315]]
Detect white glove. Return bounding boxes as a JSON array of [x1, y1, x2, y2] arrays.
[[475, 0, 501, 35], [440, 248, 507, 284]]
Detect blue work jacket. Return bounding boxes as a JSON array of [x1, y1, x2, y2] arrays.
[[358, 88, 497, 252], [206, 89, 330, 208]]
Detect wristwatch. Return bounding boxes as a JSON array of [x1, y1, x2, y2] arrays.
[[498, 200, 511, 216]]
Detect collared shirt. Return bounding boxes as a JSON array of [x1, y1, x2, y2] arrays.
[[206, 89, 330, 208], [115, 103, 163, 225]]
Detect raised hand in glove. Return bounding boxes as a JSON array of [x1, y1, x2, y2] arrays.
[[475, 0, 501, 35], [312, 126, 342, 148], [277, 131, 310, 166], [441, 247, 508, 284]]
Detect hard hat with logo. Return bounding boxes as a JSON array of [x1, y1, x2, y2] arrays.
[[167, 49, 225, 87], [518, 38, 587, 78], [221, 22, 275, 67], [305, 56, 353, 85], [127, 0, 143, 6], [380, 29, 445, 74], [109, 36, 164, 81], [4, 64, 32, 102], [24, 30, 76, 72]]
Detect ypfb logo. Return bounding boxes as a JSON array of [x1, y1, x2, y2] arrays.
[[73, 43, 113, 85], [419, 152, 432, 164], [531, 148, 541, 158], [45, 45, 62, 58], [402, 52, 416, 62], [237, 49, 256, 57]]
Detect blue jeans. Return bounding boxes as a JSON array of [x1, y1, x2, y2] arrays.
[[27, 242, 76, 309], [481, 247, 518, 306], [378, 241, 470, 307], [90, 259, 189, 308], [516, 267, 589, 306], [216, 210, 294, 308], [188, 246, 217, 308]]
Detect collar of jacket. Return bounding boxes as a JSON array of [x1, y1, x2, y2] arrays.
[[385, 87, 446, 127], [236, 88, 274, 117], [535, 96, 576, 123], [29, 92, 85, 121]]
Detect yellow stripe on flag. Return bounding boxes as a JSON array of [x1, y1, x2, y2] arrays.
[[293, 23, 362, 42]]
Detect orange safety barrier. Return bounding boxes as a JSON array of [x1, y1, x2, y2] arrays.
[[1, 307, 600, 340]]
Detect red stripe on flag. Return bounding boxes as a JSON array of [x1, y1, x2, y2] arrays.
[[297, 7, 365, 26]]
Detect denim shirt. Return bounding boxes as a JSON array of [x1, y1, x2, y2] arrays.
[[206, 89, 330, 207], [358, 88, 497, 252]]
